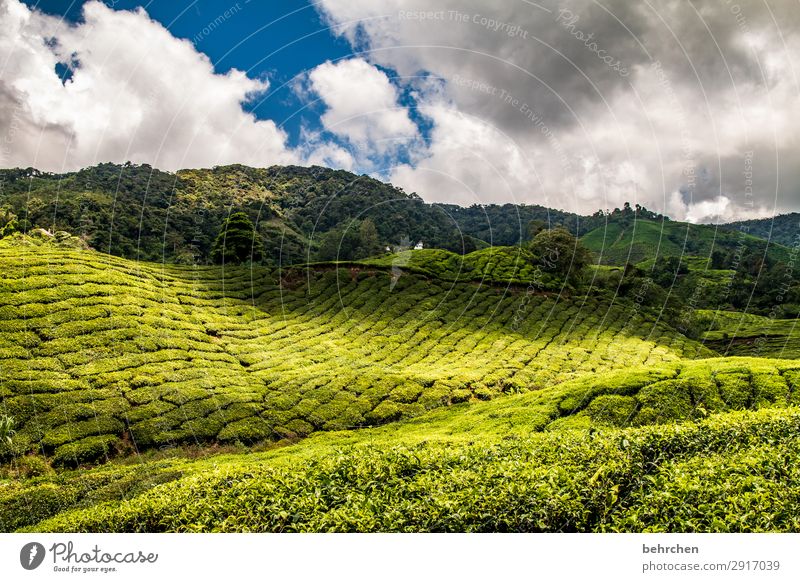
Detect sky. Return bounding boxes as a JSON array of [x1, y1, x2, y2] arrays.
[[1, 0, 799, 222]]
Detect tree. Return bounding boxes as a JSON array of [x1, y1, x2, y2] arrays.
[[0, 207, 18, 238], [210, 212, 264, 265], [528, 227, 591, 284], [651, 256, 688, 287], [358, 218, 381, 258], [527, 219, 547, 239], [711, 250, 728, 270], [317, 225, 360, 261]]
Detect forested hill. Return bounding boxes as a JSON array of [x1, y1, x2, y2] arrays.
[[723, 213, 800, 249], [0, 162, 795, 267], [0, 163, 447, 264], [0, 163, 568, 264]]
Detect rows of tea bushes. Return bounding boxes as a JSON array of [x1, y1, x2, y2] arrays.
[[358, 246, 563, 288], [548, 356, 800, 429], [23, 406, 800, 532], [0, 243, 710, 465], [4, 355, 796, 531], [698, 309, 800, 359]]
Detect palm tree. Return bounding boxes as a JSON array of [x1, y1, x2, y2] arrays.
[[0, 415, 15, 449]]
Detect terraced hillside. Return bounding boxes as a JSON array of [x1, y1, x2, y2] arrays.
[[360, 246, 557, 286], [5, 356, 800, 532], [698, 310, 800, 359], [0, 236, 711, 466], [581, 216, 790, 266]]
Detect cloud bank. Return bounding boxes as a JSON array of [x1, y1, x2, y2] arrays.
[[316, 0, 800, 221]]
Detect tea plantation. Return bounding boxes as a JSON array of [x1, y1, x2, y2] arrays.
[[2, 236, 799, 532], [5, 356, 800, 532], [0, 237, 714, 468], [698, 309, 800, 359]]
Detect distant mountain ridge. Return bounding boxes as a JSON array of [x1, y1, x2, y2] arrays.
[[723, 213, 800, 249], [0, 162, 795, 267]]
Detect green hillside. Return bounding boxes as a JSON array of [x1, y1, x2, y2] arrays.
[[2, 237, 800, 532], [0, 236, 711, 467], [0, 163, 469, 263], [725, 213, 800, 248], [697, 309, 800, 359], [2, 168, 800, 533], [358, 246, 564, 287], [5, 356, 800, 532], [581, 215, 790, 266], [2, 163, 795, 278]]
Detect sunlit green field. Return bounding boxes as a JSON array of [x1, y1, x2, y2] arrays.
[[2, 238, 799, 532], [0, 241, 708, 466]]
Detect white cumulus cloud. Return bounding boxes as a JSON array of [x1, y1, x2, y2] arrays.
[[307, 58, 419, 159], [0, 0, 299, 172]]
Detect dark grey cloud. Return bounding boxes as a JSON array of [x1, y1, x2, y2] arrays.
[[317, 0, 800, 220]]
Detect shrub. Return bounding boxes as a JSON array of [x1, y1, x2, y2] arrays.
[[14, 454, 54, 478], [715, 373, 752, 409], [0, 414, 16, 448], [217, 417, 274, 443], [41, 417, 124, 449], [585, 395, 638, 427], [52, 435, 119, 467], [634, 380, 693, 424], [28, 408, 800, 533], [0, 483, 80, 531]]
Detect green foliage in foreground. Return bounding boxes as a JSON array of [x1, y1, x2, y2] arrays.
[[19, 407, 800, 532], [4, 355, 799, 532]]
